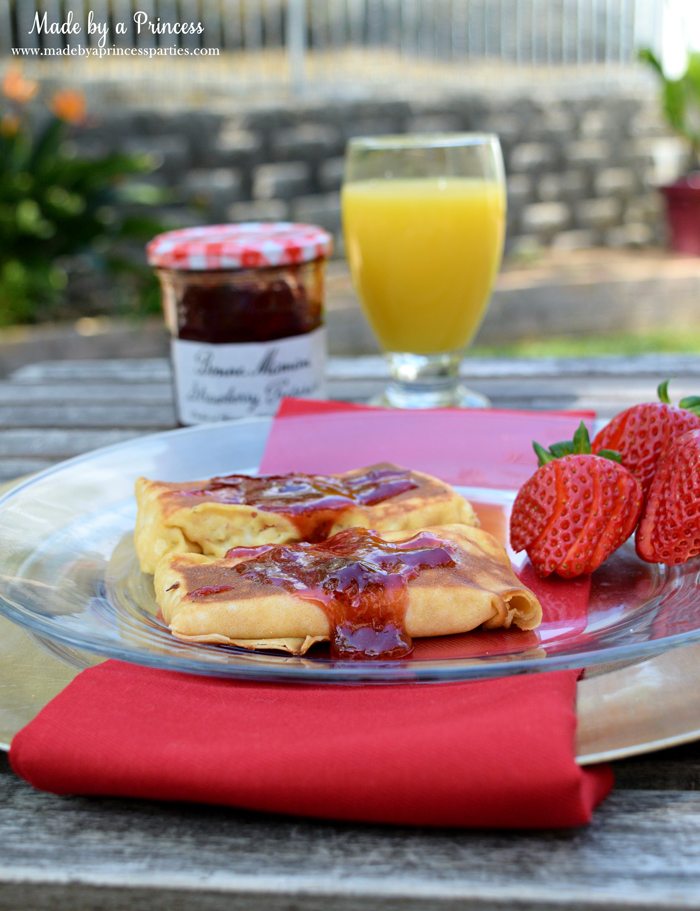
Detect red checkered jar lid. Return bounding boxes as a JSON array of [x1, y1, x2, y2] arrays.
[[146, 222, 333, 271]]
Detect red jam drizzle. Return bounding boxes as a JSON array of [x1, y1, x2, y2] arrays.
[[184, 466, 419, 540], [187, 584, 234, 599], [219, 528, 456, 660]]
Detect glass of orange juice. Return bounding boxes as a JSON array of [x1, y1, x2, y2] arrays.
[[342, 134, 506, 408]]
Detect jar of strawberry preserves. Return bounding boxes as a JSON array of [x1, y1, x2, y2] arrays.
[[146, 222, 332, 425]]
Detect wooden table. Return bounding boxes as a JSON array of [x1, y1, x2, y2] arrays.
[[1, 355, 700, 910]]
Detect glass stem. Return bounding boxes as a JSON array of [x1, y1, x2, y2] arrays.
[[383, 352, 459, 408]]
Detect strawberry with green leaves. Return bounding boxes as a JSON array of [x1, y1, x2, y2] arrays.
[[510, 423, 643, 579], [636, 428, 700, 565], [592, 381, 700, 496]]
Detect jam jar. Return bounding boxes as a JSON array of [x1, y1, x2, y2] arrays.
[[146, 222, 332, 425]]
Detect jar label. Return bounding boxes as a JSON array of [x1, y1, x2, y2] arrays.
[[171, 328, 326, 424]]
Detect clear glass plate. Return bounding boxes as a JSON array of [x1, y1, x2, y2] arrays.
[[0, 417, 697, 684]]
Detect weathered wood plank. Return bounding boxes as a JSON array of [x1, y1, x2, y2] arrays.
[[328, 354, 700, 381], [0, 404, 176, 429], [610, 739, 700, 791], [11, 354, 700, 385], [0, 429, 147, 458], [0, 383, 173, 404], [5, 359, 696, 423], [2, 376, 694, 408], [0, 756, 699, 911], [0, 369, 698, 465], [11, 359, 172, 384], [321, 381, 699, 418]]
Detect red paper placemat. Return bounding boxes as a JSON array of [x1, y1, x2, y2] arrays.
[[262, 398, 595, 489]]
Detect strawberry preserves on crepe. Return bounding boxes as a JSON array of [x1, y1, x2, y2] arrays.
[[135, 463, 478, 574], [154, 523, 543, 658]]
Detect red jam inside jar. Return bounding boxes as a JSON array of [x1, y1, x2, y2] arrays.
[[146, 223, 332, 425], [159, 261, 324, 344]]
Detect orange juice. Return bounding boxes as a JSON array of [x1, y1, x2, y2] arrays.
[[342, 177, 506, 354]]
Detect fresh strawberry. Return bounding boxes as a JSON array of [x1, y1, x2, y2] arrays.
[[592, 381, 700, 496], [636, 429, 700, 565], [510, 423, 643, 579]]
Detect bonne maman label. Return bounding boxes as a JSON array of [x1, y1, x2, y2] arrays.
[[172, 329, 326, 424]]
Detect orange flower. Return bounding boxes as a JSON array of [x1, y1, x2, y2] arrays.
[[2, 65, 38, 104], [0, 113, 20, 137], [50, 89, 87, 125]]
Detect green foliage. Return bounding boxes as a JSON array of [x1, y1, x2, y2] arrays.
[[0, 80, 166, 326], [639, 48, 700, 170]]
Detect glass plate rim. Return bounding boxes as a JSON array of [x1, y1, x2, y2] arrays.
[[0, 419, 698, 684]]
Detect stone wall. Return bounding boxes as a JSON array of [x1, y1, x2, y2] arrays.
[[76, 88, 685, 256]]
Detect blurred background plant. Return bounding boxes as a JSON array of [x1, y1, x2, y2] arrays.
[[0, 65, 165, 327], [638, 48, 700, 173]]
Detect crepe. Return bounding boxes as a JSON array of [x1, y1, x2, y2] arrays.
[[154, 523, 542, 657], [135, 463, 478, 574]]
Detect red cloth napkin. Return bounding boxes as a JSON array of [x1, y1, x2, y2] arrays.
[[10, 399, 613, 828]]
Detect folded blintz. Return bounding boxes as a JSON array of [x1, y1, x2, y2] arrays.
[[135, 463, 478, 573], [153, 523, 542, 658]]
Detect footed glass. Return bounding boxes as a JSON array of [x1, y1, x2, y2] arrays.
[[342, 134, 506, 408]]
